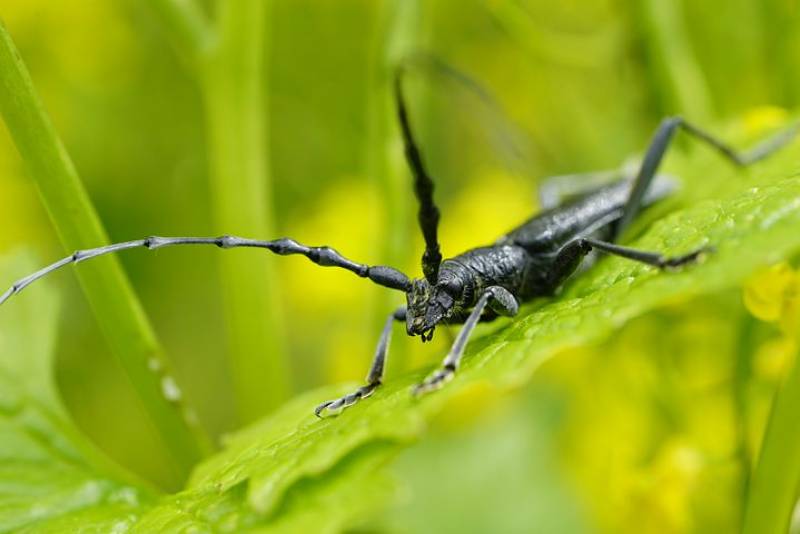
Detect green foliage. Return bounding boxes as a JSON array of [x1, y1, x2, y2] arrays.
[[743, 340, 800, 534], [743, 267, 800, 533], [152, 0, 292, 422], [4, 0, 800, 530], [0, 254, 153, 532], [2, 124, 800, 530], [0, 21, 207, 480]]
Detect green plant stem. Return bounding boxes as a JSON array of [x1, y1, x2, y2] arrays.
[[0, 22, 208, 481], [364, 0, 421, 374], [742, 338, 800, 534], [733, 313, 757, 514], [145, 0, 213, 67], [200, 0, 289, 422], [761, 0, 800, 107], [638, 0, 714, 121]]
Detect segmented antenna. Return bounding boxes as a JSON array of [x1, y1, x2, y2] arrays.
[[0, 236, 412, 307], [394, 67, 443, 284]]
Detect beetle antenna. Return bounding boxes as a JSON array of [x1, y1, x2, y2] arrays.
[[394, 66, 442, 284], [0, 235, 412, 307]]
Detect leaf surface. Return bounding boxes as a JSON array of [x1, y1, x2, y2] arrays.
[[0, 255, 152, 533], [134, 125, 800, 531]]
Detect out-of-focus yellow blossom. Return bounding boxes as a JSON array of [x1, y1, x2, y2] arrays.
[[282, 180, 388, 383], [744, 262, 800, 378], [541, 295, 745, 533], [430, 380, 507, 432], [742, 262, 800, 463], [438, 168, 535, 257], [283, 180, 385, 310], [754, 337, 795, 381], [3, 0, 138, 87], [744, 262, 798, 323], [741, 107, 789, 138], [625, 440, 703, 534]]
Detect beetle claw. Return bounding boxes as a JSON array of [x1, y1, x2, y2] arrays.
[[411, 366, 455, 397], [314, 382, 379, 418], [659, 245, 715, 270]]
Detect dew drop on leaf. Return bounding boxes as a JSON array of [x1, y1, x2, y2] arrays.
[[161, 376, 182, 403]]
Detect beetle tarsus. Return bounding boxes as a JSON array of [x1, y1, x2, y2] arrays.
[[412, 365, 455, 397], [657, 245, 715, 270], [314, 382, 380, 418]]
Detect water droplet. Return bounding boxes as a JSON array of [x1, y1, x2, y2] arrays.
[[161, 376, 182, 402], [28, 504, 46, 519], [109, 486, 140, 506], [147, 358, 162, 372], [110, 517, 136, 534]]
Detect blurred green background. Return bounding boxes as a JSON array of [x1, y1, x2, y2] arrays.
[[1, 0, 799, 531]]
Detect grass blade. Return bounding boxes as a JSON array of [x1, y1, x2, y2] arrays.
[[637, 0, 714, 121], [742, 332, 800, 533], [145, 0, 213, 67], [0, 21, 208, 482], [364, 0, 423, 373]]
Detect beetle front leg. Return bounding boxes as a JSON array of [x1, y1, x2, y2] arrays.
[[315, 307, 406, 417], [412, 286, 518, 396]]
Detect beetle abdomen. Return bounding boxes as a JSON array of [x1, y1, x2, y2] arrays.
[[501, 176, 676, 252]]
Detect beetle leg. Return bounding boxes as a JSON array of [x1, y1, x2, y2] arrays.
[[616, 117, 799, 240], [546, 236, 712, 288], [315, 307, 406, 417], [412, 286, 518, 396], [578, 238, 712, 269]]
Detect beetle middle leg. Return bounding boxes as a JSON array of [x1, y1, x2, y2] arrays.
[[546, 237, 711, 288], [412, 286, 518, 396], [315, 307, 406, 417]]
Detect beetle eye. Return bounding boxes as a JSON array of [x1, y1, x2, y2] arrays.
[[441, 279, 461, 296]]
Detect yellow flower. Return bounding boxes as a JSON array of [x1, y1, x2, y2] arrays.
[[743, 262, 797, 323], [743, 262, 800, 380], [741, 107, 789, 138]]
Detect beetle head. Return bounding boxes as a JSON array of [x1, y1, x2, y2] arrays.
[[405, 277, 461, 341]]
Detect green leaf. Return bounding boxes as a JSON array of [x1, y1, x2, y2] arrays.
[[0, 253, 153, 533], [149, 125, 800, 530], [3, 123, 800, 531]]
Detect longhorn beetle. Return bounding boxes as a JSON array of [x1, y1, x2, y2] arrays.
[[1, 70, 797, 418]]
